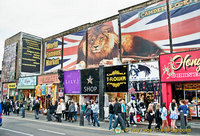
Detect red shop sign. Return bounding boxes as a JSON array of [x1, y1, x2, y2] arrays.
[[160, 50, 200, 82]]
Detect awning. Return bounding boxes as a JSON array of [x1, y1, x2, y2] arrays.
[[17, 85, 36, 90]]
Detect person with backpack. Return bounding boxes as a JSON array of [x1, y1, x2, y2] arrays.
[[155, 103, 162, 129], [161, 102, 170, 132], [178, 100, 189, 128]]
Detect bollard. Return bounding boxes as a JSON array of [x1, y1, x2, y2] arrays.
[[22, 108, 25, 118], [180, 111, 187, 134], [80, 110, 84, 126], [47, 109, 51, 121]]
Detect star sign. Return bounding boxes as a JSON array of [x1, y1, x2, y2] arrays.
[[87, 75, 93, 84]]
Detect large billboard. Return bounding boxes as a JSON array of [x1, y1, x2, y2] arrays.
[[77, 20, 119, 68], [160, 50, 200, 82], [21, 34, 41, 73], [64, 70, 81, 94], [81, 68, 99, 94], [63, 30, 86, 70], [169, 0, 200, 52], [120, 1, 169, 62], [104, 65, 128, 92], [44, 38, 62, 73], [1, 42, 17, 82]]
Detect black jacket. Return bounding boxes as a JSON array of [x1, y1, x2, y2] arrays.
[[113, 102, 121, 115], [109, 104, 114, 114], [34, 103, 40, 112]]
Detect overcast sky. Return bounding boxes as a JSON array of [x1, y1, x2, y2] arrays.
[[0, 0, 148, 70]]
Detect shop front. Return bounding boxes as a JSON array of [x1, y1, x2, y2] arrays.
[[17, 76, 37, 108], [37, 74, 60, 110], [64, 70, 81, 104], [104, 65, 128, 118], [80, 68, 99, 105], [160, 50, 200, 118], [8, 83, 16, 100], [128, 61, 161, 108]]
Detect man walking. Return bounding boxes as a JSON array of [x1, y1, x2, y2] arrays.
[[113, 98, 126, 132], [92, 101, 100, 127], [33, 100, 40, 119]]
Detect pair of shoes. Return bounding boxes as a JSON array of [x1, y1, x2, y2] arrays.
[[133, 124, 137, 126]]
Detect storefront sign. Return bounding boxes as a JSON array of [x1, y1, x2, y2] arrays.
[[184, 83, 200, 90], [81, 68, 99, 94], [129, 61, 159, 81], [3, 84, 8, 95], [104, 65, 128, 92], [160, 50, 200, 82], [188, 105, 197, 117], [64, 70, 81, 94], [38, 74, 60, 84], [18, 76, 37, 86], [8, 83, 16, 88]]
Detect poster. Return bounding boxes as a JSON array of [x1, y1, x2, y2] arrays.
[[198, 106, 200, 117], [21, 34, 41, 73], [3, 84, 8, 96], [169, 0, 200, 52], [63, 30, 86, 70], [64, 70, 81, 94], [104, 65, 128, 92], [44, 38, 62, 73], [81, 68, 99, 94], [188, 105, 197, 117], [80, 20, 119, 68], [160, 50, 200, 82], [129, 61, 159, 81], [120, 1, 169, 62], [1, 42, 17, 82]]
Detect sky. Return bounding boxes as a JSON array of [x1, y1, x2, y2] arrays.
[[0, 0, 148, 70]]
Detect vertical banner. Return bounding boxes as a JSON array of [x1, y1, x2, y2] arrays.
[[44, 38, 62, 73], [64, 70, 81, 94], [169, 0, 200, 52], [21, 34, 41, 73], [1, 42, 17, 82], [63, 30, 86, 70], [78, 20, 119, 68], [81, 68, 99, 94], [120, 1, 169, 62], [104, 65, 128, 92]]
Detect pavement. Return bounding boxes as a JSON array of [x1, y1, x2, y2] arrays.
[[1, 111, 200, 136]]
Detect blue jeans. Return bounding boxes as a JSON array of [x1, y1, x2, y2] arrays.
[[35, 110, 39, 119], [20, 108, 24, 117], [109, 114, 117, 130], [93, 113, 100, 127], [74, 111, 77, 121]]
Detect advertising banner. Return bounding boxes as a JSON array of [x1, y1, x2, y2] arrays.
[[64, 70, 81, 94], [120, 1, 169, 62], [44, 38, 62, 73], [1, 42, 17, 82], [21, 34, 41, 73], [188, 105, 197, 117], [63, 30, 86, 70], [169, 0, 200, 52], [81, 68, 99, 94], [18, 76, 37, 86], [129, 61, 159, 81], [83, 20, 119, 68], [38, 74, 60, 84], [198, 105, 200, 117], [160, 50, 200, 82], [8, 83, 16, 89], [104, 65, 128, 92], [3, 84, 8, 96]]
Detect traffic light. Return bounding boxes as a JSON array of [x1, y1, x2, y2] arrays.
[[58, 69, 64, 85]]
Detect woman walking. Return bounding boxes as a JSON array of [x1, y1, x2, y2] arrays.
[[169, 100, 178, 132], [178, 100, 189, 128], [161, 103, 170, 132], [147, 104, 154, 129], [85, 104, 92, 125], [155, 103, 162, 129], [129, 103, 136, 126], [56, 102, 62, 122]]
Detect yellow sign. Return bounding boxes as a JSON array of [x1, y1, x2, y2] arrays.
[[8, 83, 16, 88]]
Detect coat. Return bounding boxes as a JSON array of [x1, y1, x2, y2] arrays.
[[56, 105, 62, 114]]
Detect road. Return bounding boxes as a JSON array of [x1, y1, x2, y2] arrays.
[[0, 116, 199, 136]]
